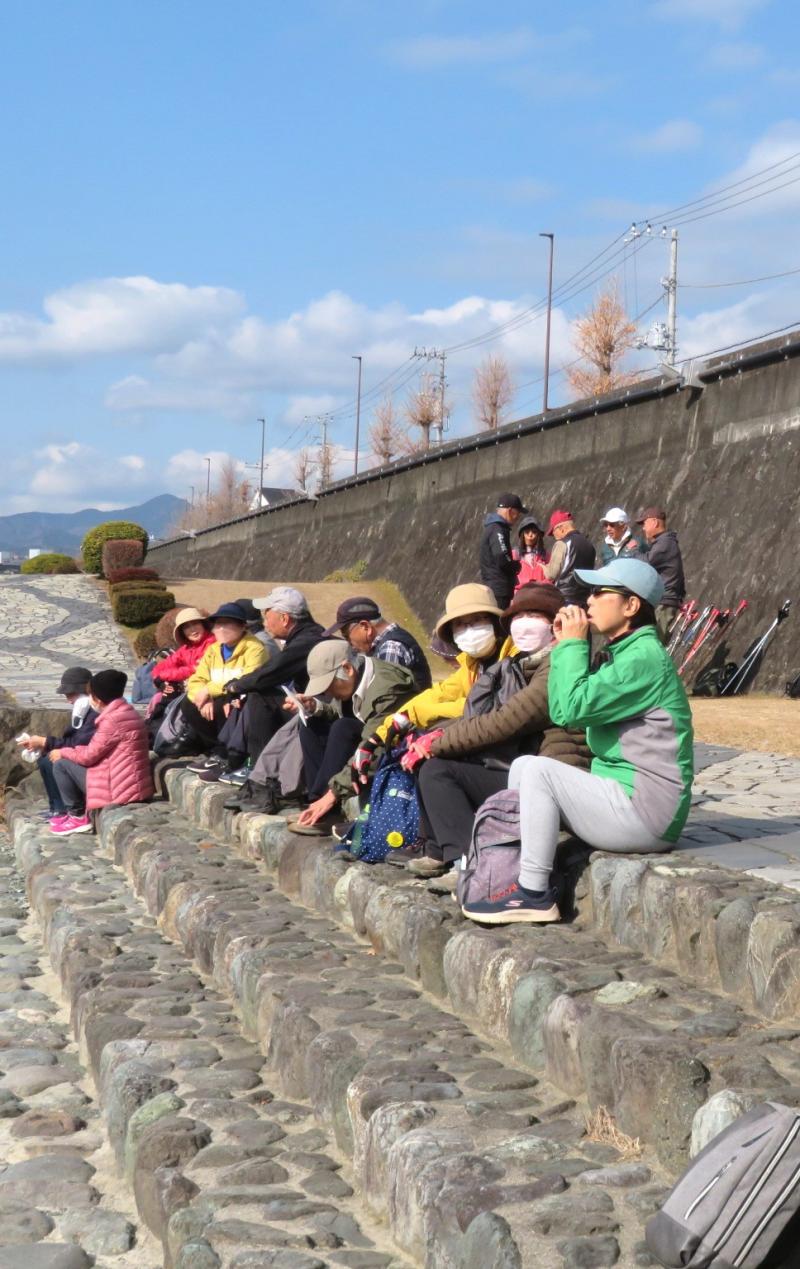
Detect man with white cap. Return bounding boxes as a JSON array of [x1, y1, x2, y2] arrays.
[[217, 587, 325, 766], [599, 507, 645, 565]]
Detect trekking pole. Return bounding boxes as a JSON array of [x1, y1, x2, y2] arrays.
[[678, 607, 720, 675], [679, 608, 725, 677], [720, 600, 792, 696], [667, 601, 696, 655], [676, 605, 716, 671], [672, 603, 708, 663], [685, 598, 749, 682]]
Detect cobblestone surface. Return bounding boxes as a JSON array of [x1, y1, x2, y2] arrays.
[[0, 576, 135, 706]]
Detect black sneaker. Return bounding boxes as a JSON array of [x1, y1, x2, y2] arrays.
[[197, 758, 227, 783], [462, 882, 560, 925], [187, 754, 219, 774]]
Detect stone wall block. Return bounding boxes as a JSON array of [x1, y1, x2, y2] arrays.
[[304, 1030, 365, 1155], [264, 1000, 321, 1099], [670, 880, 727, 986], [747, 910, 800, 1018], [507, 968, 568, 1071], [611, 1035, 709, 1172], [639, 869, 679, 964], [132, 1117, 210, 1240], [358, 1100, 437, 1211], [104, 1058, 178, 1165], [715, 897, 758, 998], [587, 857, 622, 932], [607, 859, 651, 949], [543, 993, 592, 1096], [577, 1006, 660, 1111]]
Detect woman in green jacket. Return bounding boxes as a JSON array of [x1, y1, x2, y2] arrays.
[[462, 558, 693, 925]]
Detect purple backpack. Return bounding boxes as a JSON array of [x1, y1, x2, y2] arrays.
[[456, 789, 521, 907]]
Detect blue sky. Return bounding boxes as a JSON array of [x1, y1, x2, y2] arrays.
[[0, 0, 797, 512]]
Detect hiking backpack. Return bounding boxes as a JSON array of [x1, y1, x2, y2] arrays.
[[786, 672, 800, 700], [691, 662, 738, 698], [646, 1101, 800, 1268], [456, 788, 521, 908], [339, 753, 419, 864]]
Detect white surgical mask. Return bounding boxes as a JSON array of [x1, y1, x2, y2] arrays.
[[510, 614, 553, 653], [453, 622, 496, 658]]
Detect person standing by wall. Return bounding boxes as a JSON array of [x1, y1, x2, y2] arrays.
[[513, 514, 550, 588], [543, 510, 596, 608], [599, 508, 645, 564], [635, 505, 686, 641], [479, 492, 526, 610]]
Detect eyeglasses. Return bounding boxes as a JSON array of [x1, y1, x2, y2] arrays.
[[590, 586, 633, 598]]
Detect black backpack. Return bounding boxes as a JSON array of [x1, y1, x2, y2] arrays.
[[691, 663, 737, 698], [786, 673, 800, 699]]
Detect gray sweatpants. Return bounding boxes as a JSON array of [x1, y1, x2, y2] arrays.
[[508, 755, 666, 891], [250, 714, 305, 794]]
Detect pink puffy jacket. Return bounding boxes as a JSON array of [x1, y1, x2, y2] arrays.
[[66, 698, 154, 811]]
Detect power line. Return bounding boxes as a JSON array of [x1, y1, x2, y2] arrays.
[[670, 169, 800, 227], [680, 264, 800, 289], [640, 149, 800, 224]]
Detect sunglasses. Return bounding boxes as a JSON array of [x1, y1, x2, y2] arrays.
[[590, 586, 634, 598]]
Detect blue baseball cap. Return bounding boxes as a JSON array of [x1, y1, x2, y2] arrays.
[[207, 602, 249, 624], [575, 558, 664, 606]]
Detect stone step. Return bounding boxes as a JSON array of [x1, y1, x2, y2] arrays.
[[168, 766, 800, 1025], [8, 803, 419, 1269], [161, 770, 800, 1173], [12, 790, 688, 1269]]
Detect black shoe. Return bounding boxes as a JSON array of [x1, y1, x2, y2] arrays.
[[224, 779, 281, 815], [224, 779, 254, 812]]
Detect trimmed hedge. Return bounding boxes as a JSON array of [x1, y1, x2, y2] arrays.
[[111, 587, 175, 627], [133, 624, 159, 660], [109, 580, 166, 595], [20, 553, 79, 575], [105, 566, 160, 585], [102, 538, 145, 575], [81, 520, 148, 575]]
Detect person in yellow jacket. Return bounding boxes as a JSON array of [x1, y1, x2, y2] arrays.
[[352, 583, 514, 785], [176, 603, 268, 763]]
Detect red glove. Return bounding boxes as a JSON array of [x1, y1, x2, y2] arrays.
[[400, 729, 445, 772], [351, 734, 381, 787]]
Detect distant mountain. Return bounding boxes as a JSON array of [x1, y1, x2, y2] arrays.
[[0, 494, 188, 555]]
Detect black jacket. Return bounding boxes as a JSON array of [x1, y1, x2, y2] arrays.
[[222, 615, 325, 699], [45, 702, 98, 753], [645, 530, 686, 608], [479, 513, 519, 606], [553, 529, 596, 606]]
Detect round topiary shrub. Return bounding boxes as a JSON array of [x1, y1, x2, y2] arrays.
[[20, 553, 80, 575], [81, 520, 148, 575], [133, 624, 159, 661]]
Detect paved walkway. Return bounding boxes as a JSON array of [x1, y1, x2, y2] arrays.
[[0, 574, 136, 707]]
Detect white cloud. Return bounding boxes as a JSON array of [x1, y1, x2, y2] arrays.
[[651, 0, 769, 28], [388, 27, 536, 69], [0, 276, 242, 364], [631, 119, 703, 154]]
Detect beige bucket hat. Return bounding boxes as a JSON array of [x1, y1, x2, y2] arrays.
[[174, 607, 209, 643], [434, 583, 505, 642]]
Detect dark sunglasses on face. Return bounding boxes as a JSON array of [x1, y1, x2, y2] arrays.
[[590, 586, 634, 598]]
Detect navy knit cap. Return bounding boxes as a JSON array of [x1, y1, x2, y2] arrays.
[[90, 669, 128, 704]]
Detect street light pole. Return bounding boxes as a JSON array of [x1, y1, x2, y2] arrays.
[[539, 232, 555, 413], [352, 356, 362, 476], [204, 457, 211, 506], [257, 417, 266, 506]]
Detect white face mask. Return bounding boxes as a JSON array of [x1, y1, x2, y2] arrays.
[[510, 614, 553, 653], [453, 621, 496, 658]]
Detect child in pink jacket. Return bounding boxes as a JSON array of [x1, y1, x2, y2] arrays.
[[49, 670, 154, 835]]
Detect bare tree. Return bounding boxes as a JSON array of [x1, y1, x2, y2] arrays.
[[405, 371, 440, 450], [473, 354, 515, 431], [566, 282, 638, 399], [369, 397, 402, 466], [293, 446, 314, 493], [168, 458, 251, 534]]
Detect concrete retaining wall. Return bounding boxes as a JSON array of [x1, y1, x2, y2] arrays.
[[149, 334, 800, 690]]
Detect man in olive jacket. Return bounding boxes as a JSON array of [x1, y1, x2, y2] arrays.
[[288, 641, 416, 835]]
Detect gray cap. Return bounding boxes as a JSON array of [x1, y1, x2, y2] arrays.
[[574, 558, 665, 606], [57, 666, 92, 695], [252, 586, 308, 618], [305, 640, 351, 697]]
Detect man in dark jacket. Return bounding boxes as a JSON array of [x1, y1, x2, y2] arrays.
[[323, 595, 432, 692], [636, 506, 686, 641], [543, 510, 596, 607], [220, 587, 325, 764], [22, 667, 97, 821], [479, 492, 526, 609]]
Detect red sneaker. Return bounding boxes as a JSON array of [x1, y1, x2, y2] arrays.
[[49, 814, 92, 836]]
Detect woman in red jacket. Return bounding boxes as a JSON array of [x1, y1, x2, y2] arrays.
[[154, 607, 214, 696], [49, 670, 154, 835]]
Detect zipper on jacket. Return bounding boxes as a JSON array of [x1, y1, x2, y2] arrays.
[[684, 1161, 733, 1220]]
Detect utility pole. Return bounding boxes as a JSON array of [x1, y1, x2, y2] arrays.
[[317, 416, 330, 491], [204, 457, 211, 506], [413, 346, 447, 445], [352, 356, 362, 476], [539, 233, 554, 412], [666, 228, 679, 366], [189, 485, 195, 507], [257, 418, 266, 506]]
